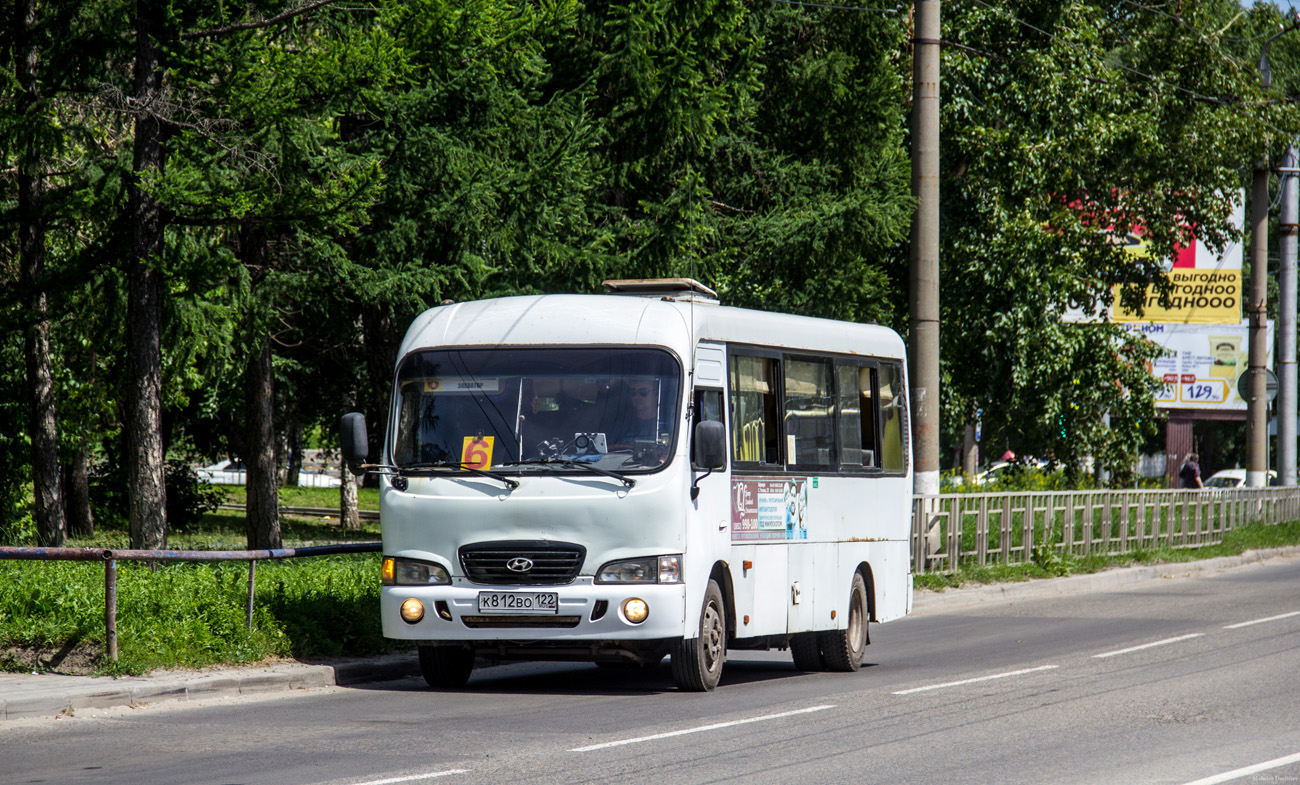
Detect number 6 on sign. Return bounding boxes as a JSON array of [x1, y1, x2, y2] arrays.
[[462, 436, 494, 470]]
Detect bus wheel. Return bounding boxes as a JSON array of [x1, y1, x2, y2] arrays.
[[820, 573, 868, 672], [671, 579, 726, 691], [790, 633, 825, 671], [418, 645, 475, 688]]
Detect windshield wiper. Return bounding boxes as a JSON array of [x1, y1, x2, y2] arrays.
[[397, 461, 519, 490], [505, 458, 636, 488]]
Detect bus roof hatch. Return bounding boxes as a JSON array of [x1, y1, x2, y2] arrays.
[[602, 278, 719, 303]]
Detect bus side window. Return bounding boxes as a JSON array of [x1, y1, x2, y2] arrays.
[[692, 389, 726, 468], [859, 367, 879, 468], [784, 357, 833, 468], [394, 383, 422, 465], [878, 363, 907, 472], [694, 388, 724, 426], [836, 364, 879, 468], [729, 354, 781, 466]]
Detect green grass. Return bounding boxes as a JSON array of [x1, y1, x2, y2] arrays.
[[0, 554, 392, 676], [915, 519, 1300, 592], [59, 509, 381, 551], [0, 504, 389, 676], [213, 484, 380, 510]]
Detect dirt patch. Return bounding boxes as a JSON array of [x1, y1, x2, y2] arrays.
[[1, 642, 106, 676]]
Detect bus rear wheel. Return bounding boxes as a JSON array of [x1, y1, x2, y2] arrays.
[[819, 573, 868, 672], [671, 579, 726, 691], [418, 645, 475, 688], [790, 633, 825, 671]]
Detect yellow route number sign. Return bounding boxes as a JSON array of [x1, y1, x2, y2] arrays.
[[461, 436, 494, 470]]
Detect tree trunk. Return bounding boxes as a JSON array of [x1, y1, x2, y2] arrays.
[[245, 336, 281, 549], [64, 448, 94, 538], [283, 416, 302, 487], [963, 421, 978, 480], [16, 0, 65, 547], [339, 467, 360, 530], [126, 0, 168, 550]]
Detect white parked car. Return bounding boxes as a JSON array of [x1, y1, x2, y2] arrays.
[[972, 461, 1013, 485], [972, 459, 1049, 485], [1203, 468, 1277, 488], [194, 459, 340, 487]]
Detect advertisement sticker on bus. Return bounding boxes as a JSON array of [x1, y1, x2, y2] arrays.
[[731, 478, 809, 541]]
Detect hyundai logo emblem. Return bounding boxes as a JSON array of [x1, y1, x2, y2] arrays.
[[506, 557, 534, 573]]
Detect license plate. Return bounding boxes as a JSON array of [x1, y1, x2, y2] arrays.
[[477, 591, 559, 614]]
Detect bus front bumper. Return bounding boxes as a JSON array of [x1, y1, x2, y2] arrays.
[[380, 581, 688, 642]]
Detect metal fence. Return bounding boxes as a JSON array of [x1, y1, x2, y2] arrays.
[[911, 487, 1300, 574], [8, 487, 1299, 662], [0, 542, 381, 661]]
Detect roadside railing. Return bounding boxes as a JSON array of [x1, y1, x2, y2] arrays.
[[0, 542, 380, 662], [911, 486, 1300, 574]]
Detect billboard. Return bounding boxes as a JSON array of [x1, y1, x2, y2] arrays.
[[1064, 192, 1244, 325], [1126, 320, 1273, 412]]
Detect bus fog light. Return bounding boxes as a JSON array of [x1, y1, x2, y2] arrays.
[[399, 598, 425, 624], [622, 598, 649, 624]]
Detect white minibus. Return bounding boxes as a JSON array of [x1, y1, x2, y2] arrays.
[[341, 278, 913, 691]]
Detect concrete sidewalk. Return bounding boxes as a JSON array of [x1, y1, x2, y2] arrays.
[[3, 546, 1297, 722], [0, 654, 420, 721]]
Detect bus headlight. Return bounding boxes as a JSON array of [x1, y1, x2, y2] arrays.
[[382, 557, 451, 586], [400, 598, 425, 624], [596, 555, 682, 584], [622, 598, 649, 624]]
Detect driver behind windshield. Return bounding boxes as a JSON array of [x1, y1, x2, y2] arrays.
[[607, 379, 668, 447]]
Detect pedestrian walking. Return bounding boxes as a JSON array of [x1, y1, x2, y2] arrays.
[[1179, 452, 1203, 489]]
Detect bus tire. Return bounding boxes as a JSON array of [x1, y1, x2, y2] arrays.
[[790, 633, 825, 671], [671, 579, 726, 691], [418, 645, 475, 688], [820, 573, 868, 672]]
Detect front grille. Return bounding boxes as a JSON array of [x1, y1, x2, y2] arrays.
[[459, 540, 585, 585], [460, 615, 582, 629]]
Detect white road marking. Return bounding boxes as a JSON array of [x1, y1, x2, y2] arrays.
[[1092, 633, 1204, 659], [569, 705, 836, 752], [1179, 751, 1300, 785], [344, 771, 469, 785], [891, 665, 1059, 695], [1224, 611, 1300, 629]]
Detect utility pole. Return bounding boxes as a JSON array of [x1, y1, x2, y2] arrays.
[[1279, 146, 1298, 486], [1247, 161, 1270, 487], [1253, 17, 1298, 487], [910, 0, 941, 496]]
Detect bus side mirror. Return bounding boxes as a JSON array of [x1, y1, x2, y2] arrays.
[[340, 412, 369, 476], [693, 420, 726, 470]]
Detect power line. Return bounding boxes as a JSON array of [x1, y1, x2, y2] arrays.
[[768, 0, 899, 12]]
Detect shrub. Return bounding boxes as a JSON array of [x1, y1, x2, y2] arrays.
[[89, 459, 224, 532]]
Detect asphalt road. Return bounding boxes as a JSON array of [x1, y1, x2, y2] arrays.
[[4, 559, 1299, 785]]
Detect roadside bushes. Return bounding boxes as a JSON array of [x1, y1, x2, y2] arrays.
[[88, 459, 224, 534]]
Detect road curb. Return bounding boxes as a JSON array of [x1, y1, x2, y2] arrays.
[[0, 654, 420, 722], [911, 544, 1300, 614]]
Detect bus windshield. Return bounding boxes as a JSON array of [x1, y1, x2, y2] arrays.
[[392, 348, 681, 473]]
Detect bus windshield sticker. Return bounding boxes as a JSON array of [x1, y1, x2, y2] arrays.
[[422, 377, 501, 394]]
